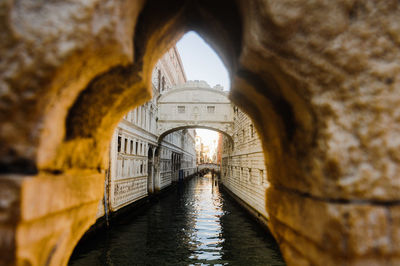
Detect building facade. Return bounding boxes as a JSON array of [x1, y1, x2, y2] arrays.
[[220, 106, 269, 219], [98, 46, 197, 216], [96, 46, 268, 228]]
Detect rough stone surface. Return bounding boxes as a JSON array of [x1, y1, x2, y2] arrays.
[[0, 0, 145, 172], [236, 0, 400, 201], [267, 186, 399, 265], [0, 172, 103, 265], [1, 0, 400, 265]]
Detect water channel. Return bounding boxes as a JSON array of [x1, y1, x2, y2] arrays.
[[69, 174, 285, 265]]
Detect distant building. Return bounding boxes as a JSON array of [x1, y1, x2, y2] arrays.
[[195, 134, 221, 164]]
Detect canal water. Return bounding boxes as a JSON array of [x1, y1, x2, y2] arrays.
[[69, 174, 285, 265]]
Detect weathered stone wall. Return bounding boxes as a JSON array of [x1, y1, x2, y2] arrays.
[[1, 0, 400, 265], [221, 107, 269, 219], [232, 2, 400, 264]]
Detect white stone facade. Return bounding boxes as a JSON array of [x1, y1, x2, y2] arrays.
[[220, 106, 269, 219], [100, 46, 197, 216], [98, 48, 266, 222]]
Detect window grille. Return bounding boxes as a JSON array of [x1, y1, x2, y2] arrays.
[[178, 106, 185, 113]]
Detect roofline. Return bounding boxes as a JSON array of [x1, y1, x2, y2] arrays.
[[158, 86, 229, 102]]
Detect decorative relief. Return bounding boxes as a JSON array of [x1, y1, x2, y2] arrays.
[[113, 177, 147, 208], [160, 173, 172, 189]]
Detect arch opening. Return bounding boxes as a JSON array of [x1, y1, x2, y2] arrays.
[[158, 125, 233, 146], [24, 2, 290, 264], [62, 10, 286, 264], [2, 1, 395, 265]]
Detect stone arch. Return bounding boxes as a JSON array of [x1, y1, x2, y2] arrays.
[[158, 126, 233, 145], [1, 1, 399, 265], [157, 83, 234, 139]]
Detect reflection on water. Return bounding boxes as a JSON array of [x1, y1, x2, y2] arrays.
[[69, 174, 285, 265]]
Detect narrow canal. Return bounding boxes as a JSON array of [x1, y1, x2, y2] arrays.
[[69, 174, 285, 265]]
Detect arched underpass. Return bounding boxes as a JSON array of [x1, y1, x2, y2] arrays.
[[1, 1, 399, 265]]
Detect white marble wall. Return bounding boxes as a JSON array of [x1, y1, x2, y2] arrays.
[[221, 106, 269, 219], [97, 46, 197, 217]]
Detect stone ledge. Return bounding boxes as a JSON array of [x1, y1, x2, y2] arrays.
[[17, 201, 99, 266], [20, 171, 104, 221]]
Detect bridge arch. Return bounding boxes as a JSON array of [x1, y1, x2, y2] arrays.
[[157, 81, 234, 142], [157, 125, 233, 144]]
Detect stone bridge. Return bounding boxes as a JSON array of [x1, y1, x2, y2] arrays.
[[197, 163, 220, 172], [157, 81, 233, 141]]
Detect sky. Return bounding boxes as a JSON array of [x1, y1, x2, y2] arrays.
[[176, 31, 227, 146], [176, 31, 230, 91], [196, 129, 219, 148]]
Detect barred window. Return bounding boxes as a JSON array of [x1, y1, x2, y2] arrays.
[[207, 106, 215, 113], [178, 106, 185, 113]]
